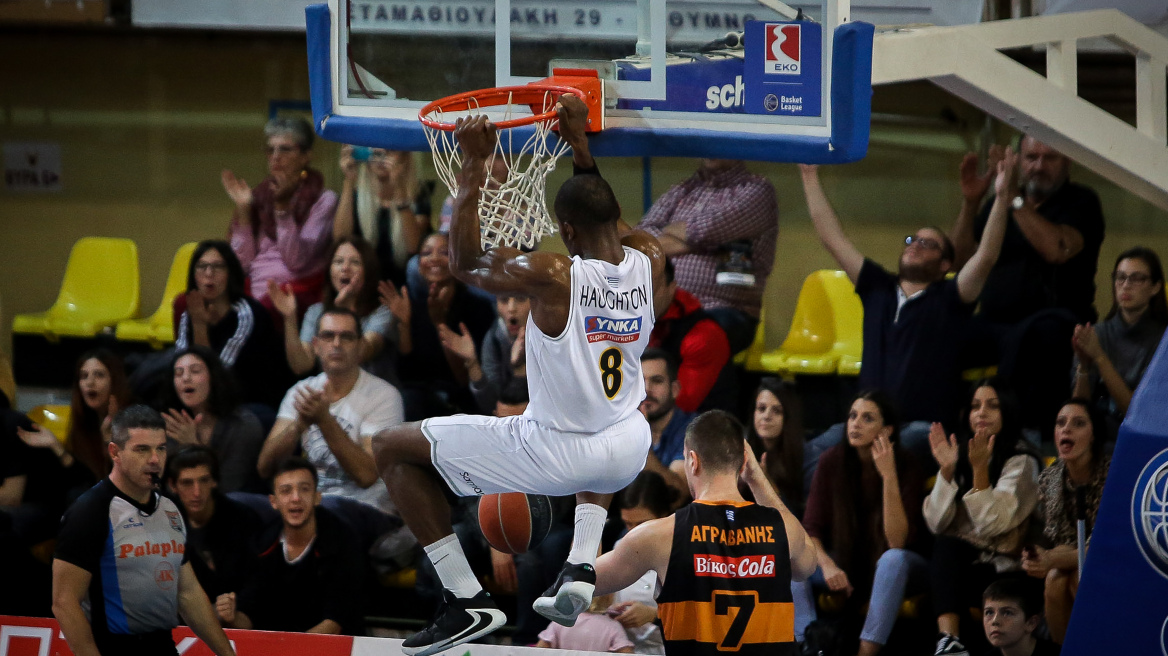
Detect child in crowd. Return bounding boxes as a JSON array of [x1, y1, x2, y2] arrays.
[[981, 579, 1061, 656]]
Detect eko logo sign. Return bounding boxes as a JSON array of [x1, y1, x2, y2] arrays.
[[764, 23, 800, 75]]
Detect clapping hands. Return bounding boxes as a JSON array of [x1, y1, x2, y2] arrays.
[[928, 422, 959, 483], [871, 433, 898, 481], [959, 144, 1006, 203]]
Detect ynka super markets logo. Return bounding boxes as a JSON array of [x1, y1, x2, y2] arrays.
[[585, 315, 641, 343]]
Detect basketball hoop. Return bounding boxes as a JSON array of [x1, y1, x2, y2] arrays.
[[419, 70, 603, 250]]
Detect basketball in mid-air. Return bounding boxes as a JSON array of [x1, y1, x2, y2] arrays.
[[478, 492, 554, 555]]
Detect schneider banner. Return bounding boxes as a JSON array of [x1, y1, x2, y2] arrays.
[[1062, 331, 1168, 654]]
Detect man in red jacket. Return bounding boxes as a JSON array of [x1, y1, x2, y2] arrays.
[[649, 259, 735, 413]]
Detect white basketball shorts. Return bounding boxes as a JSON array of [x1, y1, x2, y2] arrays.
[[420, 412, 652, 497]]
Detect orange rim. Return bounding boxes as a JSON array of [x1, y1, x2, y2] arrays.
[[418, 84, 585, 131]]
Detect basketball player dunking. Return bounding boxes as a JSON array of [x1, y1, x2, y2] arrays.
[[593, 411, 817, 656], [372, 95, 666, 656]]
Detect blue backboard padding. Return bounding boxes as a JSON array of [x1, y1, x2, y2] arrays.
[[306, 4, 333, 133], [305, 4, 872, 163], [829, 21, 873, 162], [1062, 329, 1168, 654]]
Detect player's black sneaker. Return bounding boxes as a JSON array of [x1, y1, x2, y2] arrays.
[[934, 633, 970, 656], [533, 561, 596, 627], [402, 589, 507, 656]]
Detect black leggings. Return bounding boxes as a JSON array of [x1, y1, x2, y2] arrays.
[[930, 535, 1037, 617]]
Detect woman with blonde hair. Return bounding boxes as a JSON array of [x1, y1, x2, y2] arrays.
[[334, 147, 432, 286]]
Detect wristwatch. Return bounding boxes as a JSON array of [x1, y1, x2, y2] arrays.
[[1011, 195, 1025, 210]]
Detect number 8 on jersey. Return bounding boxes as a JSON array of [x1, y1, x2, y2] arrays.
[[599, 347, 623, 399]]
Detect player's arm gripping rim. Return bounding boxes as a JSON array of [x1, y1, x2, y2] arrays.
[[554, 95, 669, 307], [447, 115, 571, 299]]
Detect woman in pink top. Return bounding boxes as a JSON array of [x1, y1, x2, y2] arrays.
[[222, 116, 337, 313]]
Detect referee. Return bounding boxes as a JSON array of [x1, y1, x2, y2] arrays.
[[51, 405, 235, 656]]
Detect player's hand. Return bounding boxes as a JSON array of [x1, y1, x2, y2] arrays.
[[379, 281, 411, 325], [967, 429, 995, 476], [267, 280, 298, 319], [610, 600, 657, 629], [555, 93, 590, 147], [215, 592, 237, 624], [928, 422, 959, 483], [871, 433, 897, 481], [294, 387, 330, 425], [822, 561, 853, 596], [454, 115, 498, 161], [740, 443, 765, 487], [489, 548, 518, 593], [221, 169, 253, 211], [164, 409, 204, 446], [510, 325, 526, 374], [437, 322, 478, 363]]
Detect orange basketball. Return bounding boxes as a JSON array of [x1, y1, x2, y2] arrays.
[[477, 493, 554, 555]]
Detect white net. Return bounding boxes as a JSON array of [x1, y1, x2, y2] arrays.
[[422, 90, 571, 250]]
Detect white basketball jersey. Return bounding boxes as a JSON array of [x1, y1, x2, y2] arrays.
[[525, 246, 655, 433]]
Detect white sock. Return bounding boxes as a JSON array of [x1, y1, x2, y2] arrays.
[[566, 503, 607, 567], [424, 534, 483, 599]]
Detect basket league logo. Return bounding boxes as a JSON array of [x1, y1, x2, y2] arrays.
[[1131, 448, 1168, 579]]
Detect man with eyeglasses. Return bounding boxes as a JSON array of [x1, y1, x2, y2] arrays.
[[798, 154, 1014, 473], [258, 307, 404, 521]]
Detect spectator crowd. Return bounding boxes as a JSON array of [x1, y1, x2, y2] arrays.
[[1, 119, 1161, 656]]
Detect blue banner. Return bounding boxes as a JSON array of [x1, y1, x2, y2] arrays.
[[743, 20, 822, 117], [1064, 331, 1168, 653], [615, 55, 747, 113]]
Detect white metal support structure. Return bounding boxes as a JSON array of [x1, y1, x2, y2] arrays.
[[872, 9, 1168, 210]]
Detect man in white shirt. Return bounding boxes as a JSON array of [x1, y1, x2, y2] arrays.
[[258, 307, 404, 515]]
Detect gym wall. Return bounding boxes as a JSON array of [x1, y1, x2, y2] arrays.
[[2, 29, 1166, 361]]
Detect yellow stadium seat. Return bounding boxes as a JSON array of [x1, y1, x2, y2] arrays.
[[962, 365, 999, 382], [12, 237, 140, 340], [116, 242, 197, 348], [27, 404, 71, 444], [734, 309, 768, 370], [748, 270, 863, 376]]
